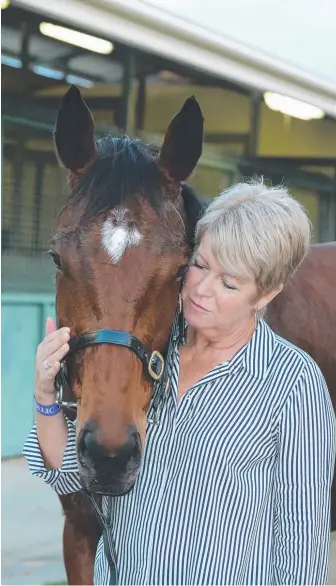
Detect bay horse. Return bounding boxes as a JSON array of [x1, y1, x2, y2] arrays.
[[51, 85, 205, 584]]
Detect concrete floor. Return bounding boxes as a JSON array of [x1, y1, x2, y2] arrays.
[[2, 458, 66, 585], [2, 458, 336, 585]]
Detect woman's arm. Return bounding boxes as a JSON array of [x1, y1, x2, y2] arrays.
[[273, 361, 336, 585], [23, 317, 81, 494], [23, 416, 82, 494]]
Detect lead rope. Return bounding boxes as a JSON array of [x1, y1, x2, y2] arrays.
[[81, 489, 118, 585]]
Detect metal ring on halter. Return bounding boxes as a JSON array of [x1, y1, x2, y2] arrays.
[[54, 362, 78, 410], [55, 386, 78, 410], [43, 358, 52, 371]]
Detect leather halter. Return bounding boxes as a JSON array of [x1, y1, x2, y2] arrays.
[[55, 331, 165, 409], [70, 330, 165, 379], [54, 268, 186, 410]]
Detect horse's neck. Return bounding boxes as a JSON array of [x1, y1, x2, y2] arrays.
[[181, 183, 207, 248]]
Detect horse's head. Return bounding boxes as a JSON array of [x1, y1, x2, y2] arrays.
[[52, 86, 203, 495]]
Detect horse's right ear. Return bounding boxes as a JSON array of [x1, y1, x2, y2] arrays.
[[159, 95, 204, 183], [54, 85, 97, 172]]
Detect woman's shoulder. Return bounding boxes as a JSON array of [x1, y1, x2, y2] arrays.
[[256, 318, 316, 373], [261, 324, 332, 427], [272, 328, 321, 374], [264, 322, 327, 396]]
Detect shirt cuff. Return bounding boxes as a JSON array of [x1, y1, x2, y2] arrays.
[[22, 415, 82, 494]]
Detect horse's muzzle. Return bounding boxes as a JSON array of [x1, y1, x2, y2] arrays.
[[77, 422, 142, 495]]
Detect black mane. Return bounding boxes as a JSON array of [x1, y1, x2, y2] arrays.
[[180, 183, 207, 249], [68, 136, 164, 220]]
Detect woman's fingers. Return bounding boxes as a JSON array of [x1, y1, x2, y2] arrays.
[[44, 326, 70, 344], [45, 316, 58, 336], [44, 343, 70, 371], [35, 322, 71, 397], [40, 330, 70, 359], [40, 359, 61, 380]]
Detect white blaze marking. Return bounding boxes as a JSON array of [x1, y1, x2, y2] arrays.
[[101, 208, 142, 263]]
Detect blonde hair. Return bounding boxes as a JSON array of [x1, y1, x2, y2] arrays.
[[195, 179, 311, 291]]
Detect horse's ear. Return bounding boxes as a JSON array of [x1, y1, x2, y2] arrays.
[[159, 96, 204, 183], [54, 85, 97, 172]]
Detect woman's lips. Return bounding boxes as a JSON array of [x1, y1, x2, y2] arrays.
[[189, 298, 209, 312]]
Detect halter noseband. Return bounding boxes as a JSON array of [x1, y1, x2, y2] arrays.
[[54, 277, 185, 410]]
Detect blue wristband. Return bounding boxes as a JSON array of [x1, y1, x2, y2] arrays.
[[35, 400, 61, 416]]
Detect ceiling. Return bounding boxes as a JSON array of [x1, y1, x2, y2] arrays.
[[139, 0, 336, 85]]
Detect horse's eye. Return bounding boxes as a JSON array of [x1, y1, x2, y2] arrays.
[[48, 250, 63, 270]]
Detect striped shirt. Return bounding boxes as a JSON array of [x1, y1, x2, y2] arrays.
[[23, 318, 335, 585]]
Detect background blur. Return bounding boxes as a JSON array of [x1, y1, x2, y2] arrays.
[[1, 0, 336, 583]]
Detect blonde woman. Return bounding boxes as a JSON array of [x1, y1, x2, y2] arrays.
[[24, 180, 335, 585]]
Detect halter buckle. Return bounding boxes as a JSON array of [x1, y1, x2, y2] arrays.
[[148, 350, 165, 381]]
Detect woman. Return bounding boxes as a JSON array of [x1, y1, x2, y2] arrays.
[[24, 180, 335, 585]]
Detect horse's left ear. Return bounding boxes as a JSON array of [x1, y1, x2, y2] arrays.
[[54, 85, 97, 172], [159, 96, 204, 182]]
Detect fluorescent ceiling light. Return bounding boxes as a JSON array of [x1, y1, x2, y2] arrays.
[[32, 64, 64, 80], [1, 0, 11, 9], [66, 74, 94, 88], [264, 92, 324, 121], [1, 54, 22, 68], [39, 22, 114, 55]]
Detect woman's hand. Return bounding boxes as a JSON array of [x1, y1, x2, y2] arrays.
[[35, 317, 70, 403]]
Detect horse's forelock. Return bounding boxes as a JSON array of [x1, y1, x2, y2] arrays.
[[65, 136, 165, 222]]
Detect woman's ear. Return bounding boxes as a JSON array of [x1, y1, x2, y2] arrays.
[[256, 284, 284, 312]]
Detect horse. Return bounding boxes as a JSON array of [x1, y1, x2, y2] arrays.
[[51, 85, 205, 585], [265, 241, 336, 531]]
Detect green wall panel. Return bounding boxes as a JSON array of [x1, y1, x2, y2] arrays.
[[1, 294, 55, 458]]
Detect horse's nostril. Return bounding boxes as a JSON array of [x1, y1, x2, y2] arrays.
[[116, 428, 141, 462], [78, 426, 99, 464], [77, 420, 106, 464], [84, 429, 105, 460]]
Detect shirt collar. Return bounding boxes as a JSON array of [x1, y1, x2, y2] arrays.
[[182, 317, 276, 382], [178, 316, 276, 381], [236, 318, 277, 379]]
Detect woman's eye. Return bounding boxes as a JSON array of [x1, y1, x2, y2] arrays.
[[48, 250, 63, 270], [193, 260, 205, 269], [221, 279, 237, 290]]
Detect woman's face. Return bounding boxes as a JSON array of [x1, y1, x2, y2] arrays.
[[182, 232, 274, 334]]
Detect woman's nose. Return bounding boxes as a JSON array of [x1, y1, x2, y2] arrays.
[[194, 273, 214, 296]]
